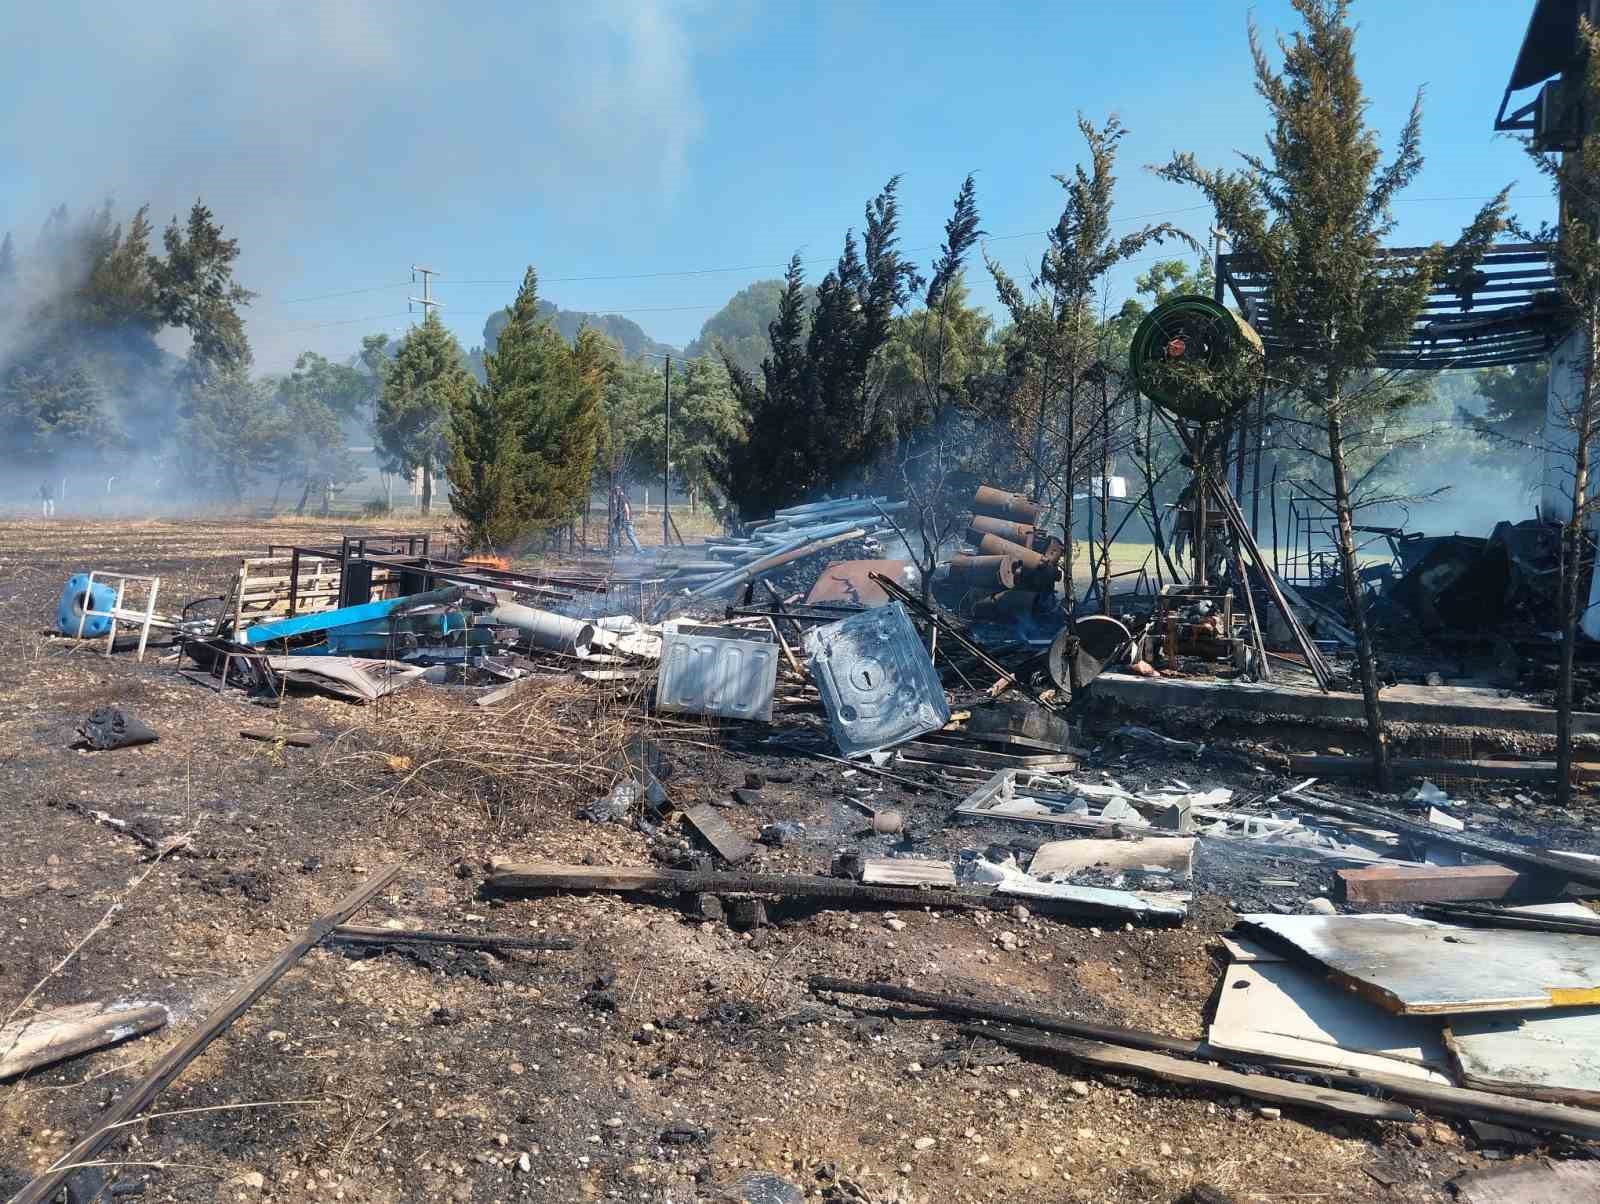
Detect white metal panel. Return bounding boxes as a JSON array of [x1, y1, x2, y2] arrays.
[[656, 629, 778, 722], [802, 601, 949, 757]]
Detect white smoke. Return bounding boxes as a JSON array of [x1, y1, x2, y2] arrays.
[[0, 1, 720, 370]]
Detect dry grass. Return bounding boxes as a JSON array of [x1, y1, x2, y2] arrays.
[[314, 675, 731, 837]]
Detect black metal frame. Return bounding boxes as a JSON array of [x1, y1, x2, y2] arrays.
[[1217, 242, 1569, 370], [259, 531, 611, 620]]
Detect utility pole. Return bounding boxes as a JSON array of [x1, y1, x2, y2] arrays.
[[663, 354, 672, 548], [408, 265, 441, 515], [409, 265, 441, 321]]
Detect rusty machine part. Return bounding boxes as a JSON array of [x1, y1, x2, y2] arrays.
[[967, 514, 1036, 546], [1046, 614, 1133, 700], [1150, 584, 1242, 666], [972, 485, 1044, 527], [947, 554, 1018, 591]]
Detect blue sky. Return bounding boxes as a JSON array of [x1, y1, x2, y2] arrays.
[[0, 1, 1550, 371]]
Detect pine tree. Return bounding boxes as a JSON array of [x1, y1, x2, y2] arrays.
[[176, 363, 282, 501], [1156, 0, 1508, 786], [153, 200, 256, 386], [376, 310, 473, 515]]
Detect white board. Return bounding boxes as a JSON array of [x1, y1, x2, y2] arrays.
[[1238, 913, 1600, 1015], [1209, 962, 1452, 1084], [1447, 1007, 1600, 1105]]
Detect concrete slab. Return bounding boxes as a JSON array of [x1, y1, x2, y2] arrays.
[[1092, 673, 1600, 737]]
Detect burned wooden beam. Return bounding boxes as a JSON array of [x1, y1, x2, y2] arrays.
[[326, 924, 573, 952], [1284, 787, 1600, 890], [809, 977, 1203, 1056], [1336, 864, 1551, 906], [485, 861, 1180, 925], [812, 977, 1600, 1139], [9, 866, 402, 1204], [1285, 754, 1572, 784], [0, 1003, 167, 1081], [967, 1023, 1415, 1124]]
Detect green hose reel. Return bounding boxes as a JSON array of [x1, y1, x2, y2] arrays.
[[1128, 294, 1264, 423]]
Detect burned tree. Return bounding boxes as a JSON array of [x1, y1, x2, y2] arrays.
[[875, 175, 994, 596], [989, 116, 1184, 604], [1157, 0, 1506, 786]]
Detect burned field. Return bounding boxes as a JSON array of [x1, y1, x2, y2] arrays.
[[3, 515, 1600, 1204]]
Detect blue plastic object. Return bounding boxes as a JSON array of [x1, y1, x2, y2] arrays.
[[58, 574, 118, 638]]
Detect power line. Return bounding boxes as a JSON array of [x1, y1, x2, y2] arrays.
[[278, 282, 411, 304], [271, 194, 1532, 305]]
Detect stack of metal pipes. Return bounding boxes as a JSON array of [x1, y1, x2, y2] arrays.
[[655, 495, 908, 606]]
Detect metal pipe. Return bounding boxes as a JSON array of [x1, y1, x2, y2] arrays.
[[967, 514, 1035, 545], [489, 602, 597, 655], [972, 486, 1043, 526], [976, 532, 1049, 571], [947, 554, 1018, 590]]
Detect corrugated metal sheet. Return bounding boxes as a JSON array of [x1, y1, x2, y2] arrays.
[[656, 628, 779, 721], [803, 601, 949, 757]]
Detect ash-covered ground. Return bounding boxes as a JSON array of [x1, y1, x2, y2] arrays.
[[2, 516, 1595, 1203]]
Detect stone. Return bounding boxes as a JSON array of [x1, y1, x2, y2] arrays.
[[1068, 1081, 1089, 1097], [744, 771, 766, 790], [1257, 1107, 1281, 1120], [885, 918, 906, 932], [727, 1172, 803, 1204], [243, 1172, 265, 1190], [912, 1136, 935, 1151], [1307, 897, 1337, 916], [696, 893, 725, 923], [872, 810, 904, 835], [731, 787, 763, 807], [1429, 1122, 1458, 1146], [517, 1153, 532, 1173]]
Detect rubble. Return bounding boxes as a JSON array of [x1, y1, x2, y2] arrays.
[[19, 489, 1600, 1199]]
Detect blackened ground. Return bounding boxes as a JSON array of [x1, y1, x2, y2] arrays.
[[0, 517, 1590, 1204]]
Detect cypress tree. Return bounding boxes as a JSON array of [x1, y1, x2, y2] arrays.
[[449, 268, 542, 549], [1156, 0, 1507, 786]]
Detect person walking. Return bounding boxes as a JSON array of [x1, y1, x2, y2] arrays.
[[611, 483, 642, 555], [38, 481, 55, 518]]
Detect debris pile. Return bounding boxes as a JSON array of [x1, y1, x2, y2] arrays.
[[25, 488, 1600, 1201]]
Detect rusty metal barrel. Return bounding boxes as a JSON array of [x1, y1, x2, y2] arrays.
[[946, 554, 1017, 591], [976, 532, 1048, 570], [973, 486, 1043, 526], [967, 514, 1035, 545]]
